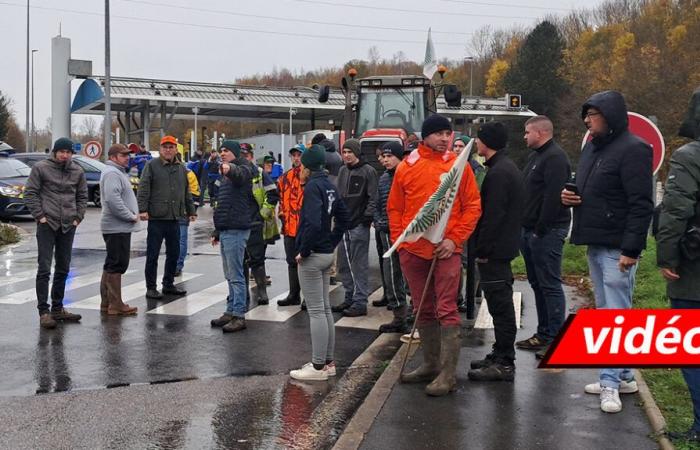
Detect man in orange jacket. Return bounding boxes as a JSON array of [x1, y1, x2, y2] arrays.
[[387, 114, 481, 397], [277, 145, 305, 306]]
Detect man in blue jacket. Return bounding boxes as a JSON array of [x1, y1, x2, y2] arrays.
[[562, 91, 653, 414]]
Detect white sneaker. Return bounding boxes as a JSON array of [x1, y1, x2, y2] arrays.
[[600, 387, 622, 413], [585, 380, 638, 395], [290, 362, 329, 381], [324, 362, 337, 377], [400, 329, 420, 344]]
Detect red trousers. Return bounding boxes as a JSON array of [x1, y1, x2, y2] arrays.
[[399, 250, 462, 327]]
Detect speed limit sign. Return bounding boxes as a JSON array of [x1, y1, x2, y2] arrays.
[[83, 140, 103, 159]]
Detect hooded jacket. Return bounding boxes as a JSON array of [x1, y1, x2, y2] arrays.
[[570, 91, 654, 258], [656, 87, 700, 301], [212, 157, 257, 233], [24, 155, 88, 232], [336, 160, 378, 228]]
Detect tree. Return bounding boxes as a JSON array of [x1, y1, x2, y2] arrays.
[[503, 21, 569, 117], [0, 91, 12, 141]]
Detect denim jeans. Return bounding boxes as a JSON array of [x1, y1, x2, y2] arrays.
[[36, 223, 76, 315], [298, 252, 335, 365], [671, 298, 700, 432], [520, 228, 568, 342], [587, 245, 637, 389], [220, 229, 250, 318], [145, 220, 180, 290], [176, 222, 189, 273], [337, 224, 370, 309]]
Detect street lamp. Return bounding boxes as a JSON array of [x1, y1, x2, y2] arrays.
[[25, 0, 30, 151], [31, 49, 37, 152], [464, 56, 475, 97]]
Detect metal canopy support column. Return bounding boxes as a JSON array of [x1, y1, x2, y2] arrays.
[[142, 101, 150, 151], [311, 108, 316, 130], [125, 111, 131, 143], [159, 102, 166, 139]]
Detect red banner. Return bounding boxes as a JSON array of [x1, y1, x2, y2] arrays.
[[539, 309, 700, 368]]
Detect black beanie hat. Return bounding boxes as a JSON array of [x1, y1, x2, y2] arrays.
[[52, 137, 74, 153], [477, 122, 508, 150], [421, 114, 452, 139], [220, 139, 241, 158], [342, 139, 361, 158], [380, 141, 404, 160], [301, 144, 326, 171], [311, 133, 327, 145]]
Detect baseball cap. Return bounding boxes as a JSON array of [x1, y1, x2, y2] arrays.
[[160, 135, 177, 146]]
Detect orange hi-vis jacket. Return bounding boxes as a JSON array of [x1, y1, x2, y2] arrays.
[[277, 165, 304, 237], [387, 143, 482, 260]]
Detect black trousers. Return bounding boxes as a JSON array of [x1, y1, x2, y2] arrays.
[[36, 223, 76, 315], [284, 235, 297, 268], [478, 259, 516, 364], [103, 233, 132, 274], [245, 225, 266, 270], [145, 220, 180, 289]]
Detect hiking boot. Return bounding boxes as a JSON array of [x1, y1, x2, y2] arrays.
[[372, 297, 389, 307], [401, 324, 441, 384], [425, 326, 462, 396], [515, 334, 548, 351], [468, 362, 515, 382], [146, 289, 163, 299], [585, 380, 638, 395], [163, 285, 187, 296], [251, 266, 269, 305], [51, 308, 82, 322], [39, 313, 57, 329], [342, 306, 367, 317], [535, 345, 549, 360], [211, 313, 233, 327], [331, 301, 352, 313], [100, 271, 110, 313], [470, 353, 496, 370], [600, 387, 622, 413], [290, 362, 329, 381], [106, 273, 137, 316], [278, 296, 301, 306], [379, 306, 408, 333], [400, 329, 420, 344], [222, 317, 246, 333]]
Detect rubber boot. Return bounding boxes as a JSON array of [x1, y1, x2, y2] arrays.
[[400, 323, 441, 384], [107, 273, 138, 316], [425, 326, 462, 396], [278, 266, 301, 306], [100, 271, 110, 313], [252, 265, 269, 305]]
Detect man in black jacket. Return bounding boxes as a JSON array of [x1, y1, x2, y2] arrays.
[[468, 122, 524, 382], [562, 91, 653, 414], [516, 116, 571, 359]]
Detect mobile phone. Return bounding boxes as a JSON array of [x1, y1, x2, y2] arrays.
[[564, 182, 578, 194]]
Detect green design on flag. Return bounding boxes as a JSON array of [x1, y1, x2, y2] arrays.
[[423, 28, 438, 80], [384, 139, 473, 258]]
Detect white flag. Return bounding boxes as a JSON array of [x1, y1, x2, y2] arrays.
[[384, 139, 473, 258], [423, 28, 438, 80]]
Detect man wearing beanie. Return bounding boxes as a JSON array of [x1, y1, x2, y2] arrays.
[[312, 133, 343, 185], [374, 141, 408, 333], [210, 140, 258, 332], [468, 121, 524, 382], [24, 137, 88, 329], [332, 138, 378, 317], [276, 144, 306, 307], [388, 114, 481, 396], [137, 135, 196, 300]]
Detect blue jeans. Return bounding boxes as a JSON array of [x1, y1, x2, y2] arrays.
[[587, 245, 637, 389], [671, 298, 700, 432], [220, 229, 250, 318], [176, 222, 188, 272], [520, 228, 568, 342]]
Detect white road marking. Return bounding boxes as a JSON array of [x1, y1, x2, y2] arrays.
[[148, 282, 229, 316], [335, 287, 393, 330], [245, 284, 341, 322], [474, 291, 522, 329]]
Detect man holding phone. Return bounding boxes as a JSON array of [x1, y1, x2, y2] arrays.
[[517, 116, 571, 359], [562, 91, 653, 414]]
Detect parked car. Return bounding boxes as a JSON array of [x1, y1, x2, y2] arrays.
[[0, 156, 32, 219], [11, 153, 139, 207]]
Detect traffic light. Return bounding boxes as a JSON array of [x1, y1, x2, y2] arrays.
[[507, 94, 522, 108]]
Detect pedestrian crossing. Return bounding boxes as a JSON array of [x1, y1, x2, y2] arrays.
[[473, 292, 523, 329]]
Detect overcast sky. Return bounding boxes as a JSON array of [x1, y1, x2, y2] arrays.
[[0, 0, 607, 130]]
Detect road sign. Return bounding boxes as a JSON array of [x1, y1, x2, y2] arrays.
[[581, 112, 665, 175], [83, 140, 102, 159]]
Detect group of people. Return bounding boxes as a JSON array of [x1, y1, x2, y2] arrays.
[[21, 87, 700, 440]]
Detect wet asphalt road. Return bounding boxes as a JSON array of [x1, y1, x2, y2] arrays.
[[0, 207, 388, 449]]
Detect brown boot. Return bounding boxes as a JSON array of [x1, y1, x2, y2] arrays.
[[100, 271, 110, 313], [107, 273, 137, 316], [425, 326, 462, 396], [400, 323, 441, 383], [40, 313, 57, 329]]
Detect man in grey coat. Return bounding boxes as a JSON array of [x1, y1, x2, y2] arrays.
[[100, 144, 140, 316], [138, 135, 196, 299], [24, 137, 88, 329]]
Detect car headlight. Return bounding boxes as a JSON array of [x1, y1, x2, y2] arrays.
[[0, 186, 22, 197]]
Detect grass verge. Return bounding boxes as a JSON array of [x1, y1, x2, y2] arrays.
[[513, 237, 695, 448]]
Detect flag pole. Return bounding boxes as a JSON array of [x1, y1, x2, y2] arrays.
[[399, 255, 438, 379]]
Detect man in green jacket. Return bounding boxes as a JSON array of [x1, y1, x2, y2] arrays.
[[657, 87, 700, 444], [137, 135, 196, 299]]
